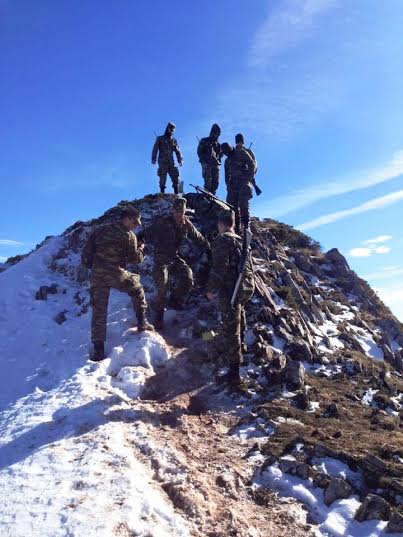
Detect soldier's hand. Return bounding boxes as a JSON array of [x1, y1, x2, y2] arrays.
[[178, 160, 183, 167]]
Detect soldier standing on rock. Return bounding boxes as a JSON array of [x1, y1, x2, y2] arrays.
[[81, 205, 154, 362], [221, 134, 256, 234], [206, 210, 255, 387], [197, 123, 221, 195], [145, 197, 211, 329], [151, 122, 183, 194]]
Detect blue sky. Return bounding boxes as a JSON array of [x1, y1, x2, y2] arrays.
[[1, 0, 402, 320]]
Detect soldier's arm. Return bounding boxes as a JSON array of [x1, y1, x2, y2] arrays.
[[197, 140, 204, 162], [126, 232, 145, 264], [174, 139, 183, 165], [206, 237, 229, 293], [248, 148, 258, 173], [151, 138, 159, 164], [81, 229, 97, 268], [224, 158, 230, 185], [187, 220, 210, 251]]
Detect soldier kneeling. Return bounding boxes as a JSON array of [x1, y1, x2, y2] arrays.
[[81, 205, 154, 362]]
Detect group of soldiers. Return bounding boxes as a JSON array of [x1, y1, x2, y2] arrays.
[[152, 122, 259, 235], [81, 122, 258, 388]]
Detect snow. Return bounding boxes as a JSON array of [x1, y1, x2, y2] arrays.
[[256, 464, 388, 537], [0, 236, 189, 536], [311, 457, 363, 487]]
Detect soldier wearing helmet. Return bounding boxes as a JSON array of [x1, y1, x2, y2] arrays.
[[151, 122, 183, 194]]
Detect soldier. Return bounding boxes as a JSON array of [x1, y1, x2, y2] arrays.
[[221, 134, 256, 234], [197, 123, 221, 195], [145, 197, 210, 329], [151, 122, 183, 194], [206, 210, 254, 387], [81, 205, 154, 362]]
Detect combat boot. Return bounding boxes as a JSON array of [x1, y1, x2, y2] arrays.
[[160, 186, 165, 194], [173, 184, 179, 195], [216, 363, 241, 387], [91, 341, 105, 362], [137, 311, 154, 332], [154, 309, 164, 330]]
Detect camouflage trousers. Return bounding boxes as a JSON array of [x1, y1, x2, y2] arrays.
[[226, 181, 253, 234], [90, 268, 147, 342], [153, 257, 193, 312], [158, 160, 180, 192], [201, 163, 220, 195], [220, 297, 246, 367]]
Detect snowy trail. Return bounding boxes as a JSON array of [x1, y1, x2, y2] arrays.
[[0, 238, 190, 536]]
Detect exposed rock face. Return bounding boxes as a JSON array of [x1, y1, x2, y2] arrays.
[[386, 511, 403, 533], [324, 477, 352, 506], [283, 359, 305, 391], [355, 494, 391, 522]]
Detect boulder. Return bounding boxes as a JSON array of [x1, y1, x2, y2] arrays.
[[323, 402, 340, 418], [286, 338, 313, 363], [279, 457, 298, 474], [324, 477, 352, 506], [386, 511, 403, 533], [355, 494, 391, 522], [283, 359, 305, 390], [35, 284, 58, 300]]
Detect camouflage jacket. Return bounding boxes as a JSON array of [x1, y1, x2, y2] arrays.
[[197, 137, 221, 167], [152, 135, 183, 165], [224, 147, 255, 184], [206, 231, 254, 299], [146, 215, 210, 264], [81, 222, 144, 272]]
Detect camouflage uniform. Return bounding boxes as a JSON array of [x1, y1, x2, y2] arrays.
[[224, 147, 256, 233], [151, 122, 183, 194], [206, 231, 254, 372], [81, 222, 148, 342], [197, 124, 221, 195], [146, 199, 210, 313]]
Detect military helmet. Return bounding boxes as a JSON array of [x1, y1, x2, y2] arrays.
[[235, 133, 244, 144], [166, 122, 176, 130], [172, 197, 187, 211], [220, 142, 232, 155]]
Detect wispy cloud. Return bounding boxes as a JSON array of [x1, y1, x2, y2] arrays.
[[263, 150, 403, 218], [249, 0, 338, 66], [363, 235, 393, 244], [0, 239, 23, 247], [349, 245, 391, 257], [364, 267, 403, 281], [298, 189, 403, 231]]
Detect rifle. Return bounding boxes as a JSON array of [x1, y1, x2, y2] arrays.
[[189, 184, 234, 211], [231, 228, 253, 308], [245, 142, 262, 196]]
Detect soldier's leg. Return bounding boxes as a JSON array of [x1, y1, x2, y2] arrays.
[[227, 188, 241, 235], [112, 270, 153, 330], [168, 165, 180, 194], [90, 274, 111, 343], [240, 306, 247, 354], [171, 258, 193, 303], [158, 165, 168, 193], [211, 166, 220, 196], [202, 163, 213, 193], [152, 263, 169, 327], [240, 184, 253, 230]]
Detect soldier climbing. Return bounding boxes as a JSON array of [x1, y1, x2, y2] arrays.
[[197, 123, 221, 195]]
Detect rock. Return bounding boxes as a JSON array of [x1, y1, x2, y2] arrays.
[[272, 353, 287, 370], [293, 390, 310, 411], [296, 463, 310, 480], [35, 284, 58, 300], [283, 359, 305, 390], [325, 248, 351, 276], [76, 265, 89, 283], [275, 325, 294, 345], [355, 494, 391, 522], [54, 311, 67, 325], [313, 472, 331, 489], [323, 403, 340, 418], [286, 338, 313, 363], [279, 457, 297, 474], [324, 477, 352, 506], [386, 511, 403, 533]]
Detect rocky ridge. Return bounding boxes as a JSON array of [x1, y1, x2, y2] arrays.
[[5, 193, 403, 534]]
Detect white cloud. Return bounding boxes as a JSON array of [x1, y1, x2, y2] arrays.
[[349, 247, 372, 257], [374, 286, 403, 321], [0, 239, 23, 247], [249, 0, 338, 67], [374, 245, 391, 254], [363, 235, 392, 244], [0, 256, 7, 263], [364, 267, 403, 281], [298, 189, 403, 231], [262, 150, 403, 218]]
